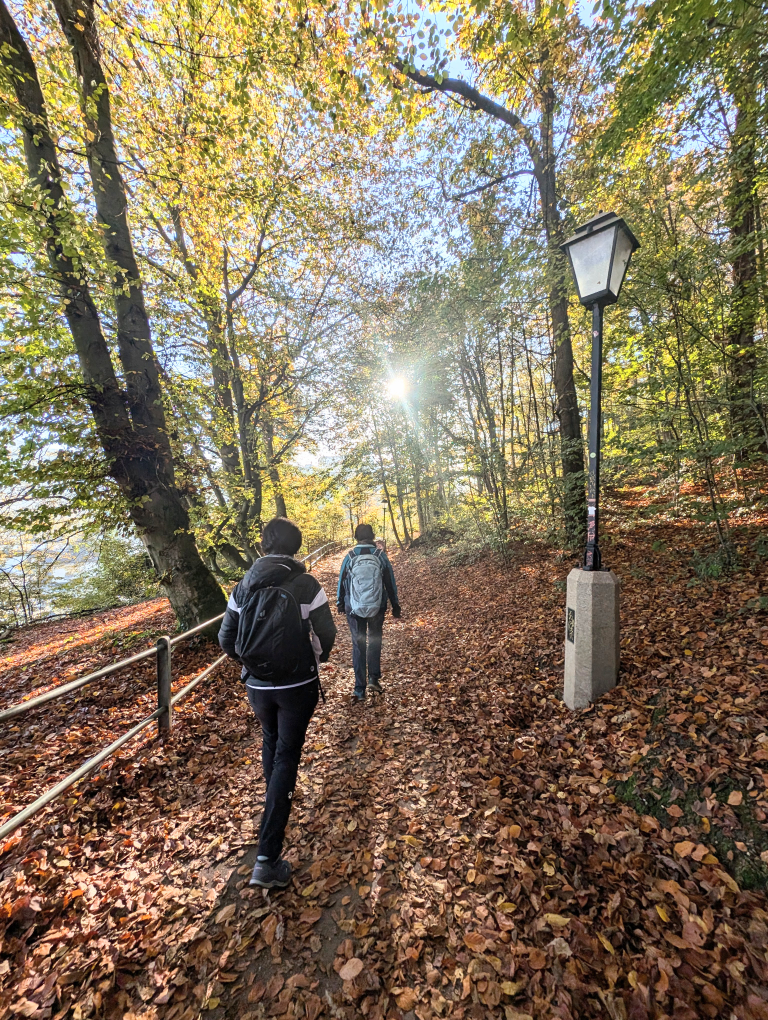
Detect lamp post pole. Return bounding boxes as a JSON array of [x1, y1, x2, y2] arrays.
[[559, 210, 639, 710], [584, 302, 604, 571]]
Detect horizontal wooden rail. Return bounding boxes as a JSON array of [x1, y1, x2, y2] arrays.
[[299, 539, 349, 571], [0, 646, 158, 723], [0, 707, 163, 840]]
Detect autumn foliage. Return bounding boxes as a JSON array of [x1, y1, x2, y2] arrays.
[[1, 493, 767, 1019]]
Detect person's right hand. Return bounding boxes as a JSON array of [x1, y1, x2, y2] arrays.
[[391, 605, 402, 619], [337, 603, 346, 615]]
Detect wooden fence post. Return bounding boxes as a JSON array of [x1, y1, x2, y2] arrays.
[[156, 635, 172, 737]]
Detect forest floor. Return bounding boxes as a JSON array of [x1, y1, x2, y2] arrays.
[[2, 494, 768, 1020]]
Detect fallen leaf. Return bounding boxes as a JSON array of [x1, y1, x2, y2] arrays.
[[305, 994, 323, 1020], [528, 947, 547, 969], [463, 932, 487, 953], [544, 913, 570, 927], [674, 840, 696, 858], [395, 989, 418, 1010], [214, 903, 236, 924], [501, 980, 524, 996], [598, 932, 615, 956], [338, 957, 364, 981]]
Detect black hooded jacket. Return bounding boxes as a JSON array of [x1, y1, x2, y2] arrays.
[[218, 555, 337, 688]]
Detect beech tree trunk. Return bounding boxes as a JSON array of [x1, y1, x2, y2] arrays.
[[262, 413, 288, 518], [0, 0, 224, 628], [725, 78, 760, 456], [538, 65, 586, 545]]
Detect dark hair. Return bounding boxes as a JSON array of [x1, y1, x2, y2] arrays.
[[354, 523, 375, 543], [262, 517, 302, 556]]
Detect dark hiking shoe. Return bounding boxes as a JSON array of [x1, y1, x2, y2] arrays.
[[249, 858, 292, 889], [352, 691, 366, 703], [367, 678, 383, 693]]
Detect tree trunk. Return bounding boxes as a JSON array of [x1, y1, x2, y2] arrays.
[[0, 0, 224, 628], [53, 0, 166, 449], [725, 77, 760, 456], [539, 78, 586, 546], [201, 310, 244, 480], [373, 425, 405, 550], [388, 435, 412, 544], [262, 413, 288, 517], [164, 204, 244, 483]]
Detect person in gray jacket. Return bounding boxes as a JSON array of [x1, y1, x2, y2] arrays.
[[219, 517, 336, 889], [337, 523, 400, 701]]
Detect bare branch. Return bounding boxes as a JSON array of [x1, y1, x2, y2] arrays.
[[449, 169, 535, 202]]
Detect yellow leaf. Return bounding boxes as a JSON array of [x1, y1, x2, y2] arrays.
[[714, 869, 739, 894], [542, 862, 555, 876], [655, 904, 669, 922], [347, 819, 357, 831], [497, 902, 517, 913], [402, 835, 423, 847], [501, 980, 524, 996], [544, 913, 570, 927], [508, 824, 521, 838], [598, 932, 615, 955]]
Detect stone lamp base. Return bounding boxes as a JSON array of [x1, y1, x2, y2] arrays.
[[564, 568, 620, 710]]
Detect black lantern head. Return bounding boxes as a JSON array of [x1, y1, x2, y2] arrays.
[[561, 211, 640, 308]]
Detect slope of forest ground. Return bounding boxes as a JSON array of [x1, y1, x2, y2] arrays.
[[2, 495, 768, 1020]]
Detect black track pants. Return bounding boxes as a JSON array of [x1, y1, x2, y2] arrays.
[[246, 679, 318, 861]]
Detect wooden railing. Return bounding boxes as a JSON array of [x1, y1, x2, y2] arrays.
[[0, 541, 345, 840]]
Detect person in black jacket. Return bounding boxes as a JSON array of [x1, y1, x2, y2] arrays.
[[218, 517, 336, 889]]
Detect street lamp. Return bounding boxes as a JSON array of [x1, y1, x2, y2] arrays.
[[559, 211, 639, 709], [561, 211, 639, 570]]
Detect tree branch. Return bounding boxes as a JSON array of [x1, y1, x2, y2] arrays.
[[137, 252, 181, 282], [449, 169, 535, 202], [394, 62, 543, 176]]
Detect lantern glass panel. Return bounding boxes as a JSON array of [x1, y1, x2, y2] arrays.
[[568, 226, 617, 301], [609, 226, 635, 298]]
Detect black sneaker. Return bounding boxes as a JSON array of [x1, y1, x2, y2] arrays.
[[367, 678, 383, 693], [249, 858, 292, 889], [352, 691, 366, 702]]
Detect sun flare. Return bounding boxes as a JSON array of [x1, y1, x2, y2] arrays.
[[386, 376, 409, 400]]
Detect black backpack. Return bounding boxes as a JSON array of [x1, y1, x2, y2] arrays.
[[234, 583, 316, 685]]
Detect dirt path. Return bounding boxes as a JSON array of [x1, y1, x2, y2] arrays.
[[2, 532, 768, 1020]]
